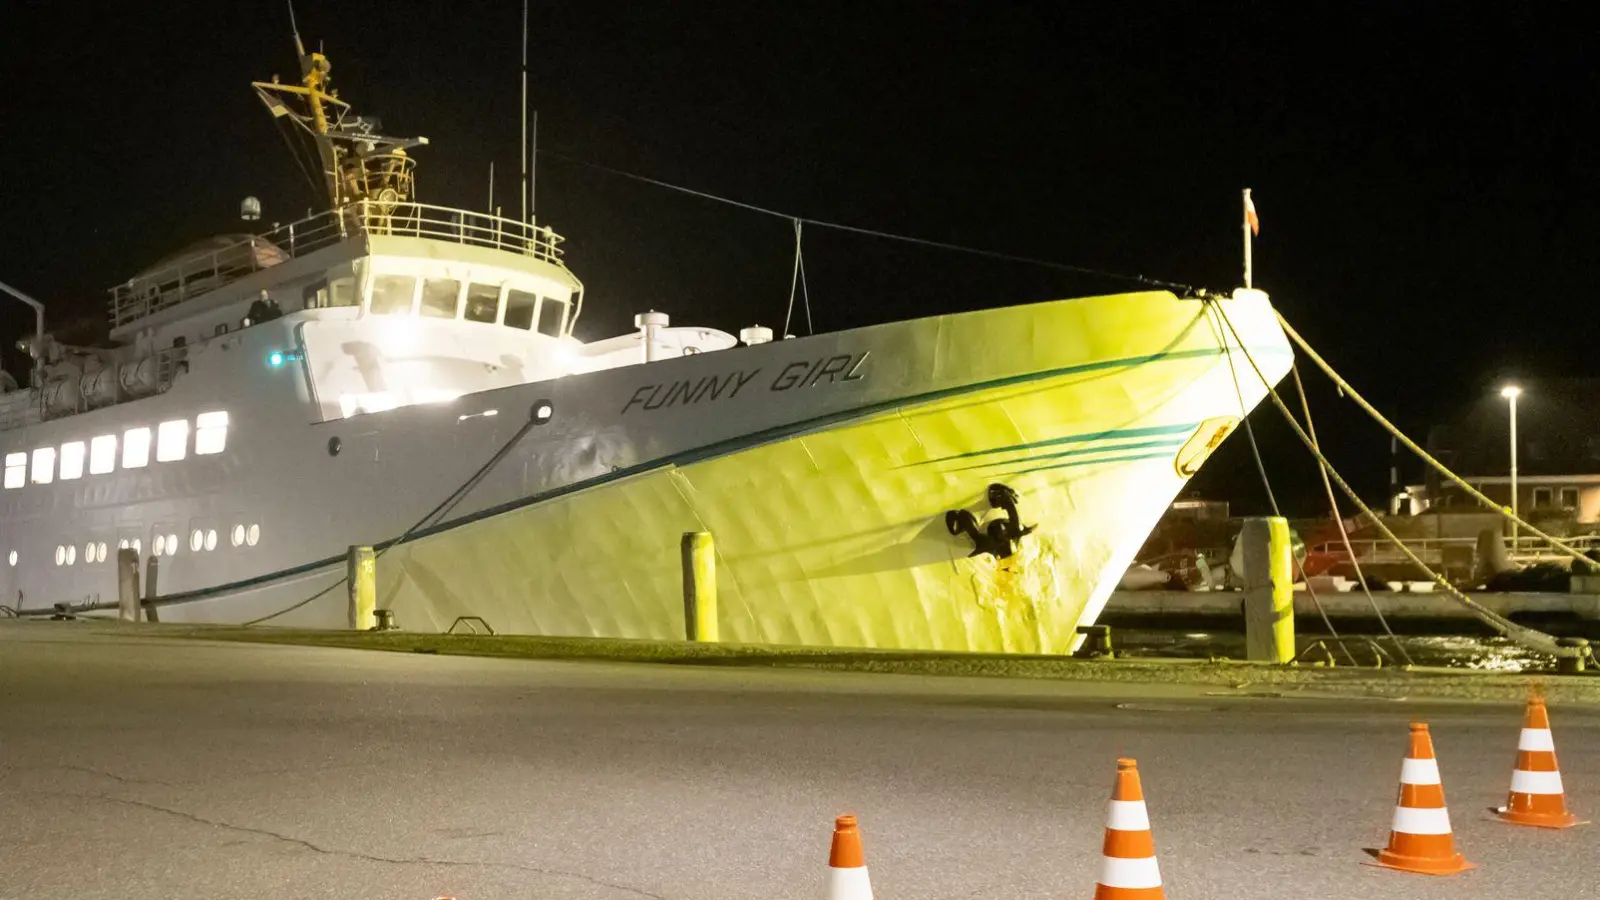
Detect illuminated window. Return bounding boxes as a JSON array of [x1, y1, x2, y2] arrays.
[[131, 538, 141, 556], [4, 452, 24, 489], [419, 278, 462, 318], [195, 411, 229, 455], [329, 276, 358, 307], [204, 529, 217, 552], [231, 524, 245, 547], [190, 530, 204, 552], [96, 542, 108, 563], [369, 274, 416, 315], [84, 542, 94, 562], [123, 428, 152, 468], [246, 524, 260, 547], [59, 441, 86, 480], [66, 544, 76, 565], [6, 550, 15, 566], [156, 420, 189, 462], [153, 534, 166, 556], [165, 533, 178, 556], [55, 546, 65, 566], [536, 298, 566, 337], [464, 283, 501, 323], [119, 539, 129, 550], [89, 435, 117, 474], [31, 447, 55, 484], [504, 289, 537, 330]]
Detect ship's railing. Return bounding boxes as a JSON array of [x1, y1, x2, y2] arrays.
[[108, 202, 566, 329], [1309, 534, 1600, 567]]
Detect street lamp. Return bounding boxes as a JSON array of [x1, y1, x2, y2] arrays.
[[1501, 384, 1522, 551]]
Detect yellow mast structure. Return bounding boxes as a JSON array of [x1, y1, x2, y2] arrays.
[[251, 17, 426, 211]]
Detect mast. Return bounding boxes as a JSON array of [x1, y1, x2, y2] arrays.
[[520, 0, 529, 224], [252, 11, 430, 211]]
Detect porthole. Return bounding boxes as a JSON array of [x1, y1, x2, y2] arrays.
[[84, 542, 94, 562], [246, 524, 260, 547], [66, 545, 76, 566], [205, 529, 217, 552], [118, 538, 129, 551], [190, 530, 204, 553], [165, 533, 178, 556], [154, 535, 166, 556], [131, 538, 141, 556], [97, 542, 108, 562], [7, 550, 16, 567], [531, 400, 554, 423], [231, 524, 245, 547], [55, 546, 65, 566]]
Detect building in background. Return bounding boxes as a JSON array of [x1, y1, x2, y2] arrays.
[[1409, 378, 1600, 530]]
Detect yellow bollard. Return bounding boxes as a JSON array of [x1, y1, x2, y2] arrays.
[[681, 532, 718, 642], [116, 548, 141, 622], [347, 545, 376, 631], [1241, 516, 1295, 663]]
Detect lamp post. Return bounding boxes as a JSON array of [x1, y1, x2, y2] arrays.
[[1501, 384, 1522, 552]]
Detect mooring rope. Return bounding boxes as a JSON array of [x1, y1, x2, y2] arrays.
[[1209, 301, 1584, 660]]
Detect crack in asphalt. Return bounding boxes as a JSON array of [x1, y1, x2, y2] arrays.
[[34, 789, 669, 900], [2, 763, 182, 788]]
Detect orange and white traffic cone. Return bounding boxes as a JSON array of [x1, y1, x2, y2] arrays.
[[1094, 758, 1164, 899], [1370, 722, 1474, 876], [1495, 696, 1583, 829], [826, 814, 872, 900]]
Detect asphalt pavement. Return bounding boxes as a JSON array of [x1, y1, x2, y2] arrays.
[[2, 621, 1597, 899]]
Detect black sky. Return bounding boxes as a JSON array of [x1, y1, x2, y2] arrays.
[[2, 2, 1595, 514]]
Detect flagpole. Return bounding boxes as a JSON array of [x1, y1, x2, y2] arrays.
[[1243, 188, 1253, 289]]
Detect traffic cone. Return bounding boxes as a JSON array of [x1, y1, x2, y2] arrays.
[[826, 814, 872, 900], [1495, 697, 1583, 828], [1370, 722, 1474, 875], [1095, 758, 1164, 899]]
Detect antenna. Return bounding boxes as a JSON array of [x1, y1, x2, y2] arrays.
[[519, 0, 529, 224], [287, 0, 305, 58], [531, 110, 538, 220], [488, 161, 495, 211]]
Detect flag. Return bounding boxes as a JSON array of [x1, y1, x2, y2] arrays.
[[1244, 191, 1260, 236]]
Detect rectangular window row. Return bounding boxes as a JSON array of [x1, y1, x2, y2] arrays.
[[367, 275, 567, 337], [3, 411, 228, 489]]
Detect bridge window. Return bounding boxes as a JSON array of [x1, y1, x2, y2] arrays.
[[195, 411, 229, 455], [1560, 487, 1580, 510], [464, 283, 501, 324], [156, 419, 189, 463], [329, 276, 358, 307], [536, 298, 565, 337], [59, 441, 86, 480], [4, 452, 24, 489], [505, 289, 537, 330], [89, 435, 117, 474], [420, 278, 462, 319], [30, 447, 54, 484], [369, 274, 416, 316], [122, 427, 151, 468]]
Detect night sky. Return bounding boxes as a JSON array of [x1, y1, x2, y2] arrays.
[[2, 3, 1594, 515]]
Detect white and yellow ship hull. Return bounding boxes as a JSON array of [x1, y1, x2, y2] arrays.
[[3, 287, 1290, 654]]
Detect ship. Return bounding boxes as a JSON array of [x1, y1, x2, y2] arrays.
[[0, 31, 1294, 653]]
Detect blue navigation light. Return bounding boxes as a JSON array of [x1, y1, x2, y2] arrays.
[[267, 350, 286, 368]]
